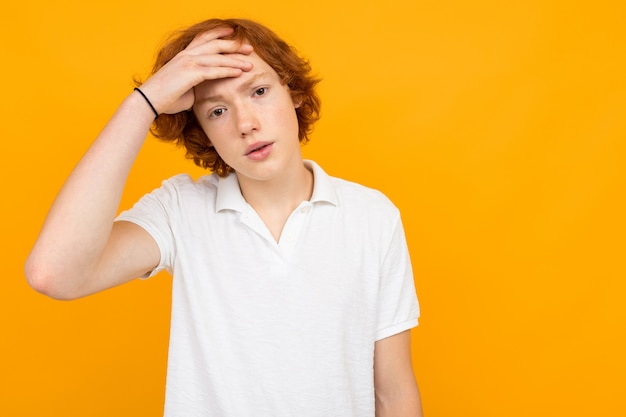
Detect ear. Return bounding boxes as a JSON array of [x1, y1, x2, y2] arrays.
[[291, 92, 303, 109]]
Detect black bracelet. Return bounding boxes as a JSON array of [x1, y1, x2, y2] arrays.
[[134, 87, 159, 119]]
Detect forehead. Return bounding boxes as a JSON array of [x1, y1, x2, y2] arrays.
[[194, 52, 281, 101]]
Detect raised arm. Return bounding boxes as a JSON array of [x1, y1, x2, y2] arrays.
[[25, 27, 253, 300]]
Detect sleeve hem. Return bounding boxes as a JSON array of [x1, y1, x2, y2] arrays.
[[114, 216, 167, 279], [375, 317, 419, 341]]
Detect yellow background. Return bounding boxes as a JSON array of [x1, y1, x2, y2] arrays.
[[2, 0, 625, 416]]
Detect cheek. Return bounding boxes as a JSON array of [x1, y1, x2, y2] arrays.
[[198, 119, 231, 145], [195, 122, 213, 145]]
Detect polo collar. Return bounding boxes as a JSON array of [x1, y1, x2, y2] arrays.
[[215, 160, 338, 213], [305, 160, 338, 206]]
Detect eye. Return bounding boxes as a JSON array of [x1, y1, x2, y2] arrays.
[[254, 87, 268, 97], [209, 107, 227, 118]]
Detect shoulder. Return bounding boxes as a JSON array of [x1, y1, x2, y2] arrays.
[[160, 173, 218, 191], [149, 173, 219, 200], [323, 175, 408, 257], [309, 160, 399, 218], [331, 176, 400, 219], [125, 173, 220, 215]]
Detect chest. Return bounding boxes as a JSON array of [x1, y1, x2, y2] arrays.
[[170, 203, 386, 323]]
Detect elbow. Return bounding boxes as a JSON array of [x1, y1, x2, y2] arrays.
[[24, 256, 82, 301]]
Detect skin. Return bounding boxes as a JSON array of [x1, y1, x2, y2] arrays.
[[24, 26, 423, 416], [25, 27, 252, 299], [193, 52, 313, 240], [375, 330, 424, 416]]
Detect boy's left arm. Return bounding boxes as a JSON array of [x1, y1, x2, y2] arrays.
[[374, 330, 424, 417]]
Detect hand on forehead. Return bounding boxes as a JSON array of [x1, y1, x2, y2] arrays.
[[193, 52, 283, 104]]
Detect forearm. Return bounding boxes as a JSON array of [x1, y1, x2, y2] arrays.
[[375, 383, 424, 417], [25, 27, 256, 299], [25, 92, 155, 298], [374, 330, 424, 417]]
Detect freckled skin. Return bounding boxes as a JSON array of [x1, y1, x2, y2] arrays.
[[193, 52, 303, 186]]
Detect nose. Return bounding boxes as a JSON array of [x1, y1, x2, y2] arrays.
[[235, 103, 260, 137]]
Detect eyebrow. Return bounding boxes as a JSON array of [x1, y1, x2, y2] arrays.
[[199, 72, 273, 104]]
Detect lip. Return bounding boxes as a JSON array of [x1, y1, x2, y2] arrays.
[[244, 141, 274, 156]]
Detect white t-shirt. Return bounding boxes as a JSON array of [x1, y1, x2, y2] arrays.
[[117, 161, 419, 417]]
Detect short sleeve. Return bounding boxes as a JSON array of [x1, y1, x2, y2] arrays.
[[375, 214, 420, 341], [115, 177, 183, 278]]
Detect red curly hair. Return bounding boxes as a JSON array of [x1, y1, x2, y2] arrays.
[[140, 18, 321, 177]]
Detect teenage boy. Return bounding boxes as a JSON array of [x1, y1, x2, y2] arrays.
[[26, 18, 423, 416]]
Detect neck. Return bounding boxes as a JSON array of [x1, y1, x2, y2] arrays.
[[238, 161, 314, 212], [236, 161, 314, 242]]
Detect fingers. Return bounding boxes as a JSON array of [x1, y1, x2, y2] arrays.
[[178, 30, 255, 82], [186, 26, 234, 49], [138, 27, 255, 114], [186, 27, 254, 57], [189, 53, 252, 73], [182, 29, 254, 75]]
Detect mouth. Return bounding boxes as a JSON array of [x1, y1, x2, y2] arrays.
[[245, 142, 273, 156]]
